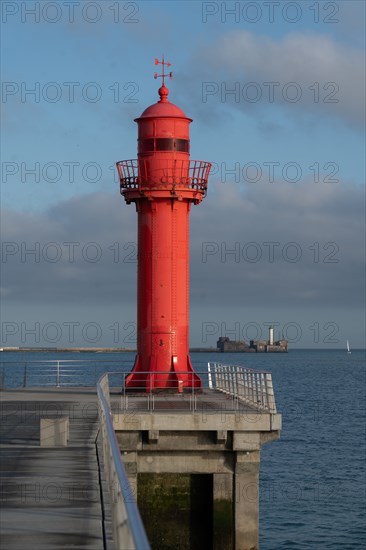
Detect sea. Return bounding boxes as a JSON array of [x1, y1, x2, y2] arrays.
[[1, 348, 365, 550]]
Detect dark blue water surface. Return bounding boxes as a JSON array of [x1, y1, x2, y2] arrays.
[[199, 349, 365, 550], [1, 349, 365, 549]]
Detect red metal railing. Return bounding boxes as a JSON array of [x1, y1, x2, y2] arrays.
[[116, 159, 211, 193]]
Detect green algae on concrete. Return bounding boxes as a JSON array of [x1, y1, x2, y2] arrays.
[[213, 499, 233, 550], [137, 473, 213, 550]]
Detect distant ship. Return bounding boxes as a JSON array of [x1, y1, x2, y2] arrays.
[[347, 340, 351, 354]]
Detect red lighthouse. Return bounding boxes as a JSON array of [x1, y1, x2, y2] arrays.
[[117, 58, 211, 391]]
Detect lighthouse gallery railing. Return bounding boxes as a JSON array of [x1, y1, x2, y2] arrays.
[[116, 159, 211, 193]]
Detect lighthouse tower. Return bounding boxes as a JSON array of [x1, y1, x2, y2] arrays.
[[116, 58, 211, 391]]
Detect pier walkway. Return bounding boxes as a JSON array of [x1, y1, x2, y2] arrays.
[[0, 388, 114, 550]]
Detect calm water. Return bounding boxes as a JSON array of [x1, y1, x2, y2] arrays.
[[1, 349, 365, 549]]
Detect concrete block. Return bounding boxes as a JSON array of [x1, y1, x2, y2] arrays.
[[271, 413, 282, 430], [216, 430, 227, 444], [234, 471, 259, 550], [117, 431, 141, 451], [148, 430, 159, 443], [120, 451, 138, 476], [233, 432, 260, 451], [138, 451, 234, 474], [141, 430, 226, 451], [235, 451, 260, 474], [113, 412, 272, 432], [213, 472, 233, 500], [113, 412, 141, 429], [124, 462, 138, 475], [40, 417, 69, 446]]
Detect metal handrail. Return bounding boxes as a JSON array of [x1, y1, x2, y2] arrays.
[[0, 359, 133, 389], [116, 159, 211, 191], [97, 374, 150, 550], [119, 370, 207, 413], [116, 367, 276, 413], [0, 359, 133, 363], [208, 363, 277, 413]]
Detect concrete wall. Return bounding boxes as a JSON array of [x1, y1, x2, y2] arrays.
[[114, 405, 281, 550]]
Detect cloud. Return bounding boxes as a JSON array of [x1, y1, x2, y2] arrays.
[[190, 179, 365, 308], [182, 30, 365, 129], [335, 0, 366, 48], [1, 181, 364, 315], [1, 192, 137, 306]]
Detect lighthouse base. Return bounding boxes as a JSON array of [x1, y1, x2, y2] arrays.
[[125, 354, 202, 392]]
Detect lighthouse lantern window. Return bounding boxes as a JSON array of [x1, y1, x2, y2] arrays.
[[139, 138, 155, 153], [175, 139, 190, 152], [139, 137, 190, 153], [156, 138, 174, 150]]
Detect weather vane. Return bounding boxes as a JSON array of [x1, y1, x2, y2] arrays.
[[154, 55, 173, 86]]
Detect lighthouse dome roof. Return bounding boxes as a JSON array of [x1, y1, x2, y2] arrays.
[[136, 85, 191, 120]]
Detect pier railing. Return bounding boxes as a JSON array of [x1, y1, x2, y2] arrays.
[[208, 363, 277, 413], [0, 359, 131, 389], [97, 373, 151, 550], [116, 366, 276, 414], [0, 360, 277, 413]]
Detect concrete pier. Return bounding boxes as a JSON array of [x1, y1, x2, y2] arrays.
[[113, 389, 281, 550], [0, 366, 281, 550]]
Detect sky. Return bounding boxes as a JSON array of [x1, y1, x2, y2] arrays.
[[1, 0, 365, 349]]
